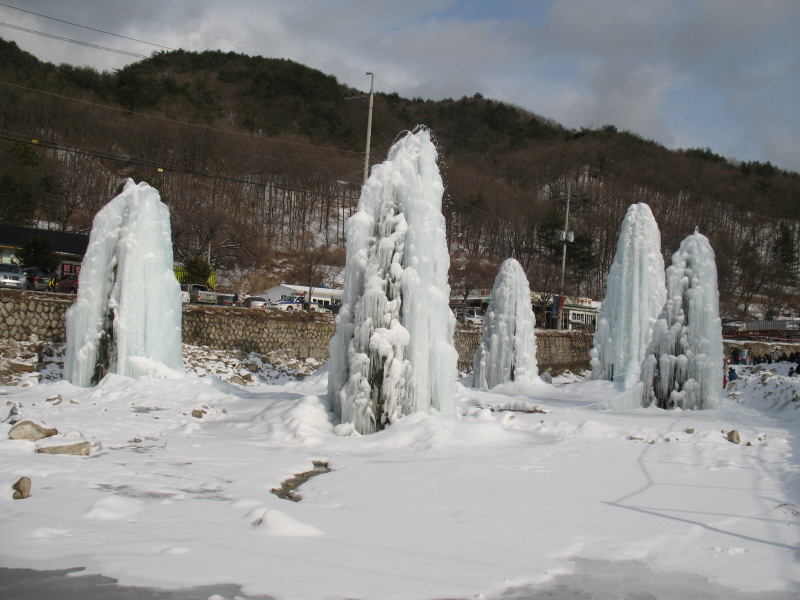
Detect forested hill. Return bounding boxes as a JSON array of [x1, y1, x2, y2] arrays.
[[1, 38, 798, 318]]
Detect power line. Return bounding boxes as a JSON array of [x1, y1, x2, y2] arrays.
[[0, 130, 361, 202], [0, 3, 175, 50], [33, 121, 362, 171], [0, 80, 365, 156], [0, 21, 148, 58]]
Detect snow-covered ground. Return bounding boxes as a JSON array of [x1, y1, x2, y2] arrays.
[[1, 348, 799, 599]]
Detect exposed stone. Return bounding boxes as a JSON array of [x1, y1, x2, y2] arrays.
[[191, 409, 206, 418], [12, 476, 31, 499], [9, 420, 58, 441], [230, 375, 246, 386], [8, 361, 35, 373], [35, 440, 91, 455], [727, 430, 741, 444], [685, 428, 695, 434]]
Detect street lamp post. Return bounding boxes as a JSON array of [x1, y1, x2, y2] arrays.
[[344, 72, 375, 186], [363, 72, 374, 185]]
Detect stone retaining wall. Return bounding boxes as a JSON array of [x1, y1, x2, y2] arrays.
[[0, 291, 72, 343], [453, 328, 594, 374], [8, 291, 788, 375], [182, 305, 337, 359]]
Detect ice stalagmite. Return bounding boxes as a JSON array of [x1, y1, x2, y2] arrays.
[[473, 258, 538, 390], [327, 128, 457, 434], [65, 179, 183, 387], [639, 230, 724, 409], [591, 203, 666, 389]]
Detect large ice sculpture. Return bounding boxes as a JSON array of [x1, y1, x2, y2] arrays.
[[591, 203, 666, 389], [327, 128, 457, 434], [473, 258, 538, 390], [65, 179, 183, 387], [639, 230, 724, 409]]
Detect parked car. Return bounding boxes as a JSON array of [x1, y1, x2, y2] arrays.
[[186, 284, 218, 304], [270, 296, 305, 311], [271, 296, 331, 312], [244, 296, 270, 308], [217, 294, 238, 306], [464, 308, 485, 326], [22, 267, 57, 291], [179, 284, 190, 303], [56, 274, 79, 294], [0, 263, 26, 290]]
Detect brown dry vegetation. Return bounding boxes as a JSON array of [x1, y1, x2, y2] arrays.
[[1, 40, 799, 317]]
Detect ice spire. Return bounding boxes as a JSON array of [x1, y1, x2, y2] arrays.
[[65, 179, 183, 387], [473, 258, 538, 390], [590, 203, 666, 389], [327, 128, 457, 434], [639, 230, 724, 409]]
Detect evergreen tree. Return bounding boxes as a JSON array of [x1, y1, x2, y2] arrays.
[[182, 256, 212, 286], [15, 235, 59, 270]]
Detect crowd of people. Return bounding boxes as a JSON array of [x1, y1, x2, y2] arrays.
[[727, 346, 800, 383]]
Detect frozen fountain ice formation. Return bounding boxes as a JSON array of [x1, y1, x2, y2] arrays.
[[473, 258, 538, 390], [639, 230, 724, 409], [591, 203, 666, 390], [65, 179, 183, 387], [327, 128, 457, 434]]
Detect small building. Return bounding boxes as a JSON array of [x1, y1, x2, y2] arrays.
[[262, 284, 343, 307], [454, 288, 599, 331], [0, 224, 89, 276]]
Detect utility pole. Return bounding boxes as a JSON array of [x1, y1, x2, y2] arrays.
[[559, 181, 571, 297], [551, 182, 583, 330], [363, 72, 374, 185]]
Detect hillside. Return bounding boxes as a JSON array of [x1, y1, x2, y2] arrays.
[[1, 39, 799, 317]]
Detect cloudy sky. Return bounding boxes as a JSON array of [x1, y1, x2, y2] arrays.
[[2, 0, 798, 171]]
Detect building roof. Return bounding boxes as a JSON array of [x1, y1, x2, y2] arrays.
[[0, 224, 89, 258], [269, 284, 343, 297]]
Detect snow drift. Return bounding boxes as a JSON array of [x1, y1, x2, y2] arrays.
[[64, 179, 183, 386], [327, 128, 457, 433]]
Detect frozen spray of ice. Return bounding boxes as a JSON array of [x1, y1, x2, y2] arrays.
[[639, 230, 724, 409], [473, 258, 538, 390], [591, 203, 666, 390], [65, 179, 183, 387], [327, 128, 457, 434]]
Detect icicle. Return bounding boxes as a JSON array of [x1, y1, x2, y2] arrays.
[[591, 203, 666, 390], [65, 179, 183, 387], [640, 230, 724, 409], [473, 258, 539, 390], [328, 128, 457, 433]]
